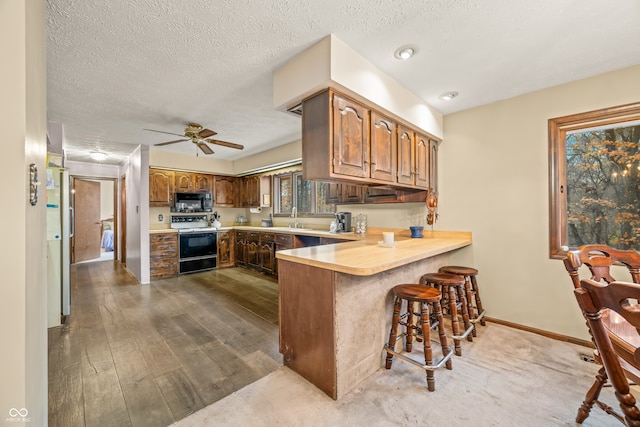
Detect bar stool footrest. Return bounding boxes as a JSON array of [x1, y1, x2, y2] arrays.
[[470, 309, 486, 324], [447, 323, 475, 340], [384, 344, 454, 371]]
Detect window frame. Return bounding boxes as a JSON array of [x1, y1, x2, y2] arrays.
[[548, 102, 640, 259]]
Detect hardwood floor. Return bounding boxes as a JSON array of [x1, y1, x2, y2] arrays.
[[48, 261, 281, 427]]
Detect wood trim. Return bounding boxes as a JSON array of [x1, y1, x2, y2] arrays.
[[548, 102, 640, 259], [485, 316, 594, 348]]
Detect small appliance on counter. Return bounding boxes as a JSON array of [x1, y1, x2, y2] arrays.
[[335, 211, 352, 232], [211, 211, 221, 229], [261, 213, 273, 227]]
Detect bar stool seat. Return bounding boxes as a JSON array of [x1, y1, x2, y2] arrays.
[[420, 272, 474, 356], [385, 284, 453, 391], [439, 265, 486, 328]]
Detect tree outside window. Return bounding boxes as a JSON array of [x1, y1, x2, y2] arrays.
[[549, 103, 640, 258]]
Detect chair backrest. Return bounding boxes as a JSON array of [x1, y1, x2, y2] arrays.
[[563, 245, 640, 289], [576, 279, 640, 371], [575, 279, 640, 421]]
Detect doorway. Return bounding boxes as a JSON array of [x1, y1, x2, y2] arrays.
[[71, 177, 118, 264]]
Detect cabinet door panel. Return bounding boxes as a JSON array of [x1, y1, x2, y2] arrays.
[[214, 176, 236, 207], [397, 126, 415, 186], [149, 169, 174, 206], [194, 174, 213, 193], [341, 184, 364, 204], [332, 94, 369, 178], [370, 112, 397, 183], [174, 172, 193, 192], [429, 140, 439, 193], [415, 134, 429, 189]]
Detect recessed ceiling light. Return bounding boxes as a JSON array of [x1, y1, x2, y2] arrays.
[[439, 91, 459, 101], [90, 151, 107, 161], [394, 46, 415, 60]]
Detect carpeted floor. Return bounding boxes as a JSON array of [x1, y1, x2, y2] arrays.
[[173, 322, 635, 426]]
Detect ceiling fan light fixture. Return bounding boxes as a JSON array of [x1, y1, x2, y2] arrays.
[[90, 151, 107, 161], [439, 91, 459, 101], [394, 46, 415, 60]]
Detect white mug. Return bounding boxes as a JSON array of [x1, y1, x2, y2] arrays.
[[382, 232, 394, 247]]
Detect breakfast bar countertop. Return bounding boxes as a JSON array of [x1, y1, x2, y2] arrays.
[[276, 230, 472, 276]]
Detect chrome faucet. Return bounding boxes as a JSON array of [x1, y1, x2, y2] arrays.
[[290, 207, 299, 228]]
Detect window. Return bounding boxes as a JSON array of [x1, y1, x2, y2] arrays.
[[273, 171, 336, 216], [549, 103, 640, 258]]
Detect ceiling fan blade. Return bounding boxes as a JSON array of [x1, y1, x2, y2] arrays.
[[198, 128, 217, 139], [143, 128, 186, 137], [197, 142, 214, 155], [207, 139, 244, 150], [154, 138, 188, 146]]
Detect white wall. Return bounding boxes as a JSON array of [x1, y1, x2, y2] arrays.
[[66, 159, 120, 178], [123, 145, 150, 284], [439, 64, 640, 340], [0, 0, 48, 423], [273, 34, 443, 139]]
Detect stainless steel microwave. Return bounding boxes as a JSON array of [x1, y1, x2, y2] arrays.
[[172, 192, 213, 213]]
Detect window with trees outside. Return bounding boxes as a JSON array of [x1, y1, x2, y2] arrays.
[[549, 103, 640, 258], [273, 171, 335, 217]]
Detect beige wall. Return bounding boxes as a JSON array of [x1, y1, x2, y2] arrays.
[[0, 0, 48, 423], [439, 65, 640, 340]]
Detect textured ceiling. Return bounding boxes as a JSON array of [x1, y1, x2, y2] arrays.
[[46, 0, 640, 166]]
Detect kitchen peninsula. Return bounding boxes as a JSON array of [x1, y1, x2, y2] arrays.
[[276, 229, 471, 399]]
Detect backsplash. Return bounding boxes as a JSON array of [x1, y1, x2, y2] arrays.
[[150, 202, 430, 231]]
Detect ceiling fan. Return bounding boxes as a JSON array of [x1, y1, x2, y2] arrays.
[[144, 123, 244, 155]]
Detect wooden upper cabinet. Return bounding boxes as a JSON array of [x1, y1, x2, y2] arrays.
[[149, 168, 175, 206], [174, 171, 193, 192], [332, 93, 370, 179], [247, 176, 260, 207], [238, 176, 260, 208], [415, 134, 429, 189], [214, 175, 236, 207], [326, 182, 364, 204], [193, 174, 213, 193], [397, 126, 415, 186], [397, 128, 429, 189], [301, 88, 440, 193], [370, 111, 397, 183], [174, 171, 214, 194], [429, 139, 439, 193]]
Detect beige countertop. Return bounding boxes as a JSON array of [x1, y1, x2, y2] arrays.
[[148, 224, 362, 240], [275, 230, 472, 276]]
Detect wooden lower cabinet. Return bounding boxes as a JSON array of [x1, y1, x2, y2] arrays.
[[234, 231, 297, 277], [259, 232, 275, 275], [150, 232, 178, 279], [247, 232, 260, 269], [235, 231, 247, 266], [217, 231, 234, 267]]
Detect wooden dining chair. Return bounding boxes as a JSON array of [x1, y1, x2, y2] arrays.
[[563, 244, 640, 290], [563, 245, 640, 424], [574, 279, 640, 425]]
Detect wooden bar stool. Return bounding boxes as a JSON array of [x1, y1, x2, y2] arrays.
[[439, 266, 486, 329], [384, 284, 453, 391], [420, 273, 474, 356]]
